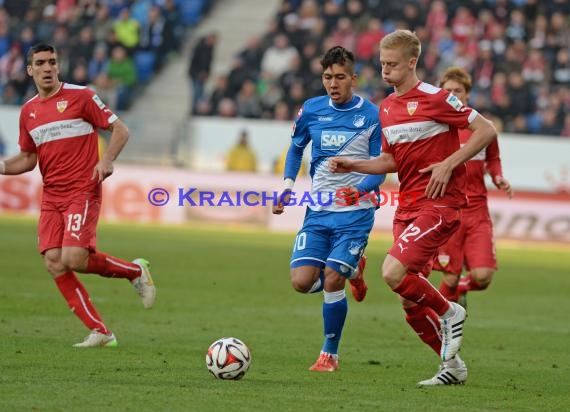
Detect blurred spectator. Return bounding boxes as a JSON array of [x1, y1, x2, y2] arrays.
[[19, 26, 36, 57], [70, 62, 90, 86], [113, 7, 140, 54], [507, 71, 535, 118], [1, 82, 21, 105], [88, 43, 109, 83], [539, 108, 563, 136], [216, 97, 237, 117], [260, 34, 299, 80], [328, 17, 356, 51], [425, 0, 447, 44], [138, 5, 166, 70], [505, 9, 526, 42], [0, 43, 25, 90], [36, 4, 57, 42], [106, 45, 137, 110], [354, 17, 384, 64], [226, 56, 251, 98], [552, 48, 570, 86], [69, 26, 95, 69], [273, 100, 291, 121], [188, 32, 217, 114], [162, 0, 184, 54], [92, 4, 114, 43], [237, 36, 264, 79], [235, 79, 262, 118], [522, 48, 547, 85], [506, 114, 529, 134], [226, 129, 257, 172], [209, 75, 230, 115]]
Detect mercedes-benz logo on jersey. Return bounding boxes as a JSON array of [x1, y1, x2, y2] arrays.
[[352, 114, 365, 127]]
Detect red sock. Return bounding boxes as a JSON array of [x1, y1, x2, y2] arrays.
[[85, 252, 141, 280], [404, 305, 441, 355], [439, 281, 459, 302], [393, 273, 450, 316], [55, 272, 110, 334], [458, 274, 488, 295]]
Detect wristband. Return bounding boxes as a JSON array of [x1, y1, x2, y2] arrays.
[[283, 178, 294, 191], [0, 161, 5, 174]]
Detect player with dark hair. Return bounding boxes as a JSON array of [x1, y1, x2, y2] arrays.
[[0, 43, 156, 347], [273, 45, 384, 372], [330, 30, 497, 385], [434, 67, 512, 307]]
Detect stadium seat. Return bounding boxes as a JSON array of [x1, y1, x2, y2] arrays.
[[134, 51, 156, 82], [179, 0, 206, 26]]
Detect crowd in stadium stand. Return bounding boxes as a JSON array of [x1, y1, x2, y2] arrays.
[[193, 0, 570, 137], [1, 1, 569, 137], [0, 0, 209, 111]]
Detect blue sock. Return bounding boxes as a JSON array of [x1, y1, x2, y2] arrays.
[[321, 290, 347, 355], [308, 269, 325, 293]]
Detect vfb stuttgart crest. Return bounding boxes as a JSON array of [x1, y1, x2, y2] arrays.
[[57, 100, 68, 113], [407, 101, 418, 115], [437, 254, 450, 267]]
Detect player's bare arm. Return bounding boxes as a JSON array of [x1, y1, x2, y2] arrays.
[[420, 115, 497, 198], [92, 119, 130, 183], [0, 151, 37, 175], [329, 152, 397, 174]]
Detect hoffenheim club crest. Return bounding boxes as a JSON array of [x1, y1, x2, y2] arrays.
[[353, 115, 365, 128]]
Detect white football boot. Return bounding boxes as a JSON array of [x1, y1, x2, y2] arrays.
[[132, 258, 156, 309], [417, 355, 467, 386], [440, 302, 467, 361], [73, 330, 118, 348]]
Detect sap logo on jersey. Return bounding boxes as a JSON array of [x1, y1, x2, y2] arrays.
[[320, 131, 355, 149]]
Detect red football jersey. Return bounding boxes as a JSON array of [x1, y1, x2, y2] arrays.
[[459, 128, 503, 207], [380, 81, 478, 211], [18, 83, 118, 201]]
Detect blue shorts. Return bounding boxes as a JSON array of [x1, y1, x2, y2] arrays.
[[290, 207, 375, 278]]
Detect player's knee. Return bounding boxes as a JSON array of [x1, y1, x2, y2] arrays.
[[291, 278, 311, 293], [44, 252, 66, 276], [290, 272, 313, 293], [323, 269, 345, 291], [444, 273, 460, 288], [382, 256, 406, 288], [381, 265, 400, 288], [473, 269, 494, 289], [60, 250, 88, 271]]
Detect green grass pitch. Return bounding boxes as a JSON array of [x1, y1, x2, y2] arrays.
[[0, 215, 569, 411]]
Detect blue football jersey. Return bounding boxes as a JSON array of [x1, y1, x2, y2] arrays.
[[284, 94, 384, 212]]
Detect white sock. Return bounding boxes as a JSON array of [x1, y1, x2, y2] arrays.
[[441, 303, 456, 320], [445, 355, 461, 368], [323, 289, 346, 303]]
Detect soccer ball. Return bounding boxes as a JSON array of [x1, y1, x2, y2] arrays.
[[206, 337, 251, 380]]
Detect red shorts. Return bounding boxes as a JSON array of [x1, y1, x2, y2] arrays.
[[38, 197, 100, 254], [433, 203, 497, 275], [390, 206, 461, 275]]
